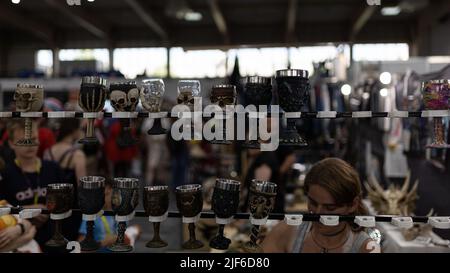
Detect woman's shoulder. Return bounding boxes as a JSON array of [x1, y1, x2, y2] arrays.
[[261, 221, 298, 253]]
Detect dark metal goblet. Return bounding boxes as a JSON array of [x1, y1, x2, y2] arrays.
[[243, 180, 277, 253], [143, 185, 169, 248], [14, 83, 44, 146], [210, 84, 237, 145], [109, 178, 139, 252], [209, 179, 240, 250], [176, 184, 204, 249], [242, 76, 272, 149], [78, 176, 105, 252], [109, 81, 139, 148], [421, 80, 450, 148], [78, 76, 107, 145], [45, 183, 74, 251], [141, 79, 168, 135], [275, 69, 310, 146]]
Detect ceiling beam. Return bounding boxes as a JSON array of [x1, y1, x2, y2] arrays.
[[350, 5, 378, 41], [208, 0, 230, 44], [0, 3, 54, 45], [45, 0, 108, 40], [124, 0, 168, 41], [286, 0, 298, 43]]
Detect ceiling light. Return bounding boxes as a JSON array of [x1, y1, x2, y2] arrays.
[[11, 0, 20, 4], [379, 72, 392, 85], [381, 6, 401, 16], [184, 11, 202, 21], [341, 84, 352, 96], [380, 88, 388, 97]]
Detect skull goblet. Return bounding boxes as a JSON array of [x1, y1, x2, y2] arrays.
[[209, 85, 236, 145], [176, 184, 204, 249], [243, 180, 277, 253], [140, 79, 167, 135], [109, 81, 139, 148], [176, 80, 202, 139], [14, 83, 44, 146], [143, 185, 169, 248], [108, 178, 139, 252], [78, 76, 107, 145]]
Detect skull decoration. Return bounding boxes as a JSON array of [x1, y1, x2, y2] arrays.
[[140, 79, 165, 113], [210, 84, 236, 109], [177, 80, 201, 109], [14, 84, 44, 112], [364, 171, 418, 215], [109, 81, 139, 112], [14, 84, 44, 146]]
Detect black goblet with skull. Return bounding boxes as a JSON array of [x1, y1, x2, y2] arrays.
[[209, 84, 237, 145], [14, 83, 44, 146], [140, 79, 167, 135], [109, 81, 139, 148]]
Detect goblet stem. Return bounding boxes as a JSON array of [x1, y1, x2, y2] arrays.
[[86, 118, 95, 138], [24, 118, 32, 140], [152, 222, 162, 242], [433, 117, 446, 145], [116, 221, 127, 245], [217, 224, 225, 238], [188, 223, 197, 242], [85, 220, 95, 242], [249, 224, 260, 245]]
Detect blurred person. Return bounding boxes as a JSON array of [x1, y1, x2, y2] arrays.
[[43, 118, 86, 241], [0, 119, 64, 247], [0, 200, 39, 253], [261, 158, 380, 253], [104, 119, 138, 178], [141, 118, 170, 186]]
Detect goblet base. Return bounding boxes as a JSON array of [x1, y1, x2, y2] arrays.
[[279, 131, 308, 147], [45, 238, 69, 253], [15, 138, 39, 146], [210, 139, 232, 145], [209, 236, 231, 250], [426, 142, 450, 149], [108, 243, 133, 253], [146, 239, 168, 248], [242, 241, 263, 253], [80, 238, 101, 252], [78, 137, 99, 145], [242, 140, 260, 149], [182, 239, 204, 249], [147, 119, 168, 135]]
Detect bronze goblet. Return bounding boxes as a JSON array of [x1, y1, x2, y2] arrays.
[[108, 178, 139, 253], [143, 185, 169, 248], [176, 184, 204, 249], [243, 180, 277, 253]]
